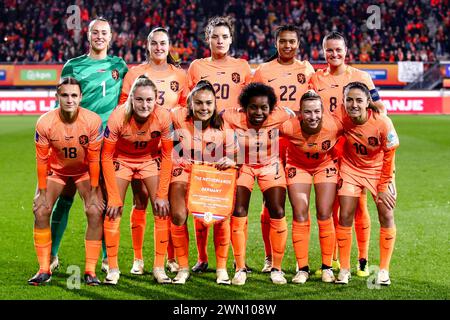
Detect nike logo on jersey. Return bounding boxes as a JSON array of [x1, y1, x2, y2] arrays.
[[268, 78, 277, 82], [200, 75, 209, 79], [331, 84, 339, 88], [50, 139, 59, 142], [318, 88, 326, 92], [64, 136, 74, 141], [137, 131, 146, 136]]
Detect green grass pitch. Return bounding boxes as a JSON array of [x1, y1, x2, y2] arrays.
[[0, 115, 449, 300]]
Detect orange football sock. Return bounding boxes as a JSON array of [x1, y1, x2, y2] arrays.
[[260, 206, 272, 258], [318, 218, 335, 268], [336, 224, 352, 270], [230, 216, 247, 270], [332, 196, 340, 260], [103, 217, 121, 270], [292, 219, 310, 269], [171, 223, 189, 269], [167, 229, 175, 261], [194, 218, 209, 263], [130, 208, 146, 260], [270, 217, 288, 271], [154, 216, 170, 269], [214, 218, 230, 269], [85, 239, 102, 275], [34, 227, 52, 273], [355, 194, 371, 260], [380, 226, 396, 270]]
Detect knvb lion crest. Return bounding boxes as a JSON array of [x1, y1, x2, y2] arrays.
[[322, 140, 331, 151], [170, 81, 179, 92], [288, 167, 297, 178], [297, 73, 306, 84], [368, 136, 379, 146], [111, 69, 119, 80], [231, 72, 240, 84], [79, 135, 89, 145], [172, 168, 183, 177]]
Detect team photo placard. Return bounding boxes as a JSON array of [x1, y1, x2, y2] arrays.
[[187, 163, 237, 225]]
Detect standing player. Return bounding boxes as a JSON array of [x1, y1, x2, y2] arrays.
[[29, 77, 104, 286], [223, 83, 294, 285], [252, 24, 315, 272], [309, 31, 386, 276], [187, 16, 252, 273], [335, 82, 398, 285], [118, 27, 188, 274], [168, 80, 237, 284], [101, 76, 173, 285], [49, 17, 128, 273], [280, 91, 343, 284]]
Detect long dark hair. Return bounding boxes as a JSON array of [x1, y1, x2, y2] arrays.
[[267, 24, 301, 62], [146, 27, 180, 67], [343, 82, 379, 115], [186, 80, 223, 129]]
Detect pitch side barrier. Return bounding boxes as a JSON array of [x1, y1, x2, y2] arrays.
[[1, 90, 449, 115]]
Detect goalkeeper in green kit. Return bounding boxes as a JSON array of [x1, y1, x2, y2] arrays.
[[50, 17, 128, 276]]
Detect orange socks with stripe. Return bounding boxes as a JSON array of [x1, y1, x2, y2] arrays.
[[270, 217, 288, 271], [380, 226, 396, 270], [130, 208, 146, 260], [170, 222, 189, 269], [85, 239, 102, 275], [154, 216, 170, 269], [230, 216, 247, 270], [336, 224, 352, 270], [292, 219, 310, 269], [213, 219, 230, 269], [103, 217, 121, 270], [355, 194, 371, 261], [34, 227, 52, 273], [317, 218, 335, 268], [194, 218, 209, 263], [260, 206, 272, 258]]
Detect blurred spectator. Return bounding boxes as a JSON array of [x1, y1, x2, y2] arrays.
[[0, 0, 448, 64]]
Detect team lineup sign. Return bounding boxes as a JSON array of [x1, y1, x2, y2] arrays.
[[187, 163, 237, 225]]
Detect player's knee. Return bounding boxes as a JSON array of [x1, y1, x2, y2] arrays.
[[379, 210, 394, 227], [133, 198, 148, 210], [85, 207, 102, 225], [339, 211, 354, 227], [268, 206, 285, 219], [316, 205, 333, 221], [293, 210, 309, 222], [233, 206, 248, 217], [171, 210, 187, 226]]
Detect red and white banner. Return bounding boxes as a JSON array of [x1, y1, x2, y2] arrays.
[[380, 91, 443, 114], [0, 91, 55, 115]]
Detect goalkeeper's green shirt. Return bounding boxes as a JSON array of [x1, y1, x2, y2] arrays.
[[60, 54, 128, 127]]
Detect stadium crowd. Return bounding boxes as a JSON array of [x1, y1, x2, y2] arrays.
[[0, 0, 448, 64]]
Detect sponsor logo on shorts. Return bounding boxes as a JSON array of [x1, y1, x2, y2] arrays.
[[172, 167, 183, 177], [326, 167, 337, 177], [232, 72, 240, 84], [170, 81, 179, 92], [368, 136, 379, 146], [151, 131, 161, 139], [288, 167, 296, 178], [78, 135, 88, 145], [322, 140, 331, 150], [297, 73, 306, 84], [113, 161, 120, 171], [111, 69, 119, 80]]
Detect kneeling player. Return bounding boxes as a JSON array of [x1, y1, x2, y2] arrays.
[[30, 77, 104, 286]]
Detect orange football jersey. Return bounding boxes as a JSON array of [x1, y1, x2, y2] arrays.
[[35, 107, 103, 188], [119, 63, 188, 108], [340, 110, 399, 180], [309, 65, 379, 119], [280, 114, 343, 170], [187, 57, 252, 112], [222, 107, 294, 166], [253, 58, 315, 111]]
